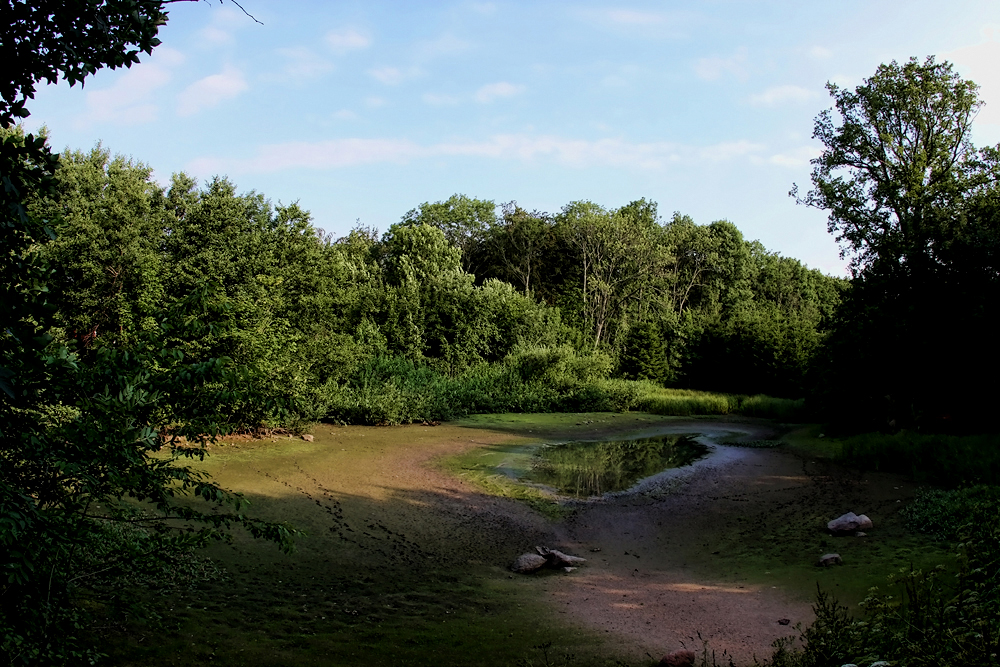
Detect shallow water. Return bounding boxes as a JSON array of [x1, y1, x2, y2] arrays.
[[524, 434, 707, 497]]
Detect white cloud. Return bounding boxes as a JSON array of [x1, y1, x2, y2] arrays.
[[756, 145, 822, 168], [605, 10, 670, 25], [277, 47, 333, 80], [365, 96, 387, 108], [749, 85, 819, 107], [943, 36, 1000, 125], [694, 48, 748, 81], [369, 67, 404, 85], [416, 34, 470, 58], [187, 134, 773, 175], [332, 109, 358, 120], [470, 2, 496, 15], [475, 82, 525, 103], [326, 28, 370, 53], [176, 66, 249, 117], [368, 66, 422, 85], [74, 47, 183, 127], [808, 46, 833, 60], [423, 93, 461, 106], [197, 7, 248, 46]]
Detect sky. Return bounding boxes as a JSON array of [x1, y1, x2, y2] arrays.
[[24, 0, 1000, 276]]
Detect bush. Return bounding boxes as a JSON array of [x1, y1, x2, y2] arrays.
[[767, 531, 1000, 666]]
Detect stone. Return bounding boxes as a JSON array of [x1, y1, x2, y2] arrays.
[[857, 514, 873, 530], [827, 512, 862, 535], [855, 531, 867, 538], [511, 553, 547, 574], [536, 546, 586, 567], [659, 649, 696, 666], [301, 434, 314, 442], [777, 618, 791, 625], [819, 553, 842, 567]]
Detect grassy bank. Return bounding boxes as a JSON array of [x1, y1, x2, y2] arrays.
[[322, 353, 807, 426]]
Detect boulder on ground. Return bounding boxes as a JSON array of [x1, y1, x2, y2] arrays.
[[659, 649, 696, 666], [511, 553, 547, 574], [857, 514, 873, 530], [819, 553, 842, 567], [301, 434, 315, 442], [537, 546, 586, 567], [827, 512, 862, 535]]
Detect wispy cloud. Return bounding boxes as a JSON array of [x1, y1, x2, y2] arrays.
[[943, 37, 1000, 124], [694, 48, 748, 81], [416, 34, 470, 58], [475, 82, 525, 103], [198, 7, 249, 46], [749, 85, 819, 107], [177, 66, 248, 117], [605, 9, 671, 24], [74, 47, 183, 127], [580, 8, 695, 37], [368, 66, 421, 85], [423, 93, 462, 106], [755, 145, 822, 167], [326, 28, 371, 53], [277, 47, 334, 81], [808, 46, 833, 60], [187, 134, 771, 175]]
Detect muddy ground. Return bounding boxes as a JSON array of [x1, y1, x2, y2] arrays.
[[107, 413, 941, 666]]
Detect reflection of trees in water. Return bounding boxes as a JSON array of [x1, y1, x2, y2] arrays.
[[528, 435, 705, 497]]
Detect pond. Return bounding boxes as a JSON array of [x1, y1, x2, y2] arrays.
[[524, 434, 708, 497], [453, 433, 710, 500]]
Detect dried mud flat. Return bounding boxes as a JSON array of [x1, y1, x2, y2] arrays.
[[200, 414, 919, 666]]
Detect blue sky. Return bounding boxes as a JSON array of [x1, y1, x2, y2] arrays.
[[25, 0, 1000, 276]]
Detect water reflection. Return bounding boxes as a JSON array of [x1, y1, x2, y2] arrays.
[[525, 434, 707, 498]]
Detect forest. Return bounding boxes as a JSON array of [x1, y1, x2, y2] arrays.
[[23, 155, 846, 429], [3, 3, 1000, 667]]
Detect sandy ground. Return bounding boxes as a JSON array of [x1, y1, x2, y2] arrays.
[[205, 415, 912, 666]]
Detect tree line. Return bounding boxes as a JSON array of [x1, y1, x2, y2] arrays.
[[24, 144, 848, 430]]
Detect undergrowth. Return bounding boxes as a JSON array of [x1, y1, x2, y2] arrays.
[[764, 482, 1000, 667], [320, 350, 807, 426], [837, 431, 1000, 486]]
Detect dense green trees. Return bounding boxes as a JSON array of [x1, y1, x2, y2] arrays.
[[799, 57, 1000, 429]]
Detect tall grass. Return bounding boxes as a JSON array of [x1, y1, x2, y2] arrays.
[[318, 348, 809, 425], [837, 431, 1000, 487]]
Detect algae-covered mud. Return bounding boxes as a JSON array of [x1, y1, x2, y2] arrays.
[[102, 413, 952, 667]]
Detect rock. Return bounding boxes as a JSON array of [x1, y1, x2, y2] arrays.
[[857, 514, 873, 530], [536, 547, 586, 567], [827, 512, 862, 535], [511, 553, 547, 574], [777, 618, 791, 625], [563, 566, 577, 572], [855, 531, 867, 538], [659, 649, 696, 666], [819, 553, 842, 567], [301, 434, 314, 442]]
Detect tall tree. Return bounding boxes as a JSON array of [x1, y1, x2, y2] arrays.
[[794, 56, 984, 275], [798, 57, 1000, 428]]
